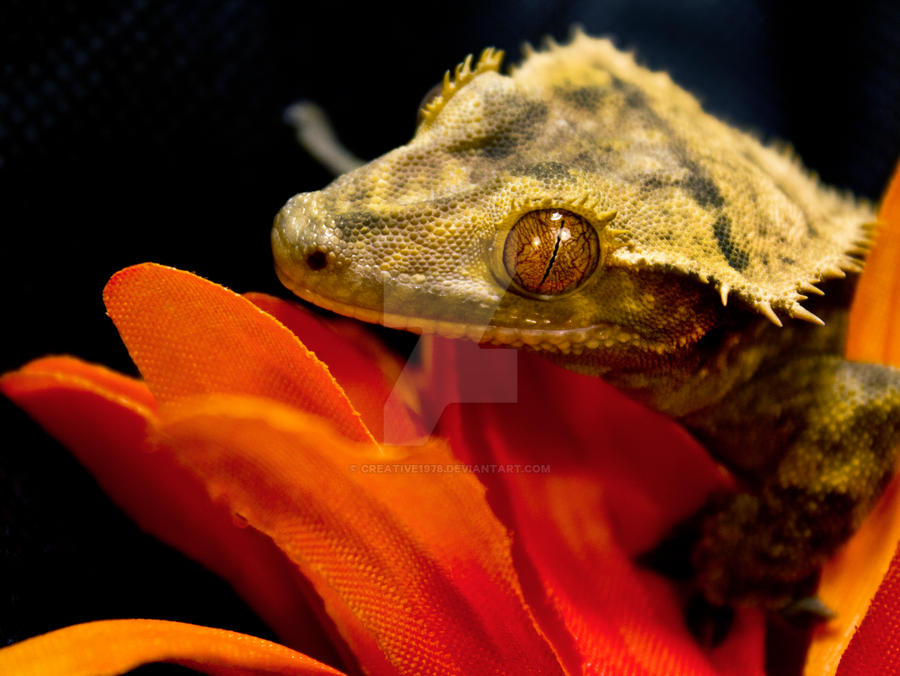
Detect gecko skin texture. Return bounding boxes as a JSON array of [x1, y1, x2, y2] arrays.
[[272, 31, 900, 611]]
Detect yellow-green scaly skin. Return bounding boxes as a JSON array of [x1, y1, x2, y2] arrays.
[[272, 32, 900, 610]]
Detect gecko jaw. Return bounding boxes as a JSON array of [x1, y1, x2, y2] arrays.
[[275, 267, 691, 356]]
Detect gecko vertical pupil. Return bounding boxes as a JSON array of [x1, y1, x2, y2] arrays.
[[503, 209, 600, 295]]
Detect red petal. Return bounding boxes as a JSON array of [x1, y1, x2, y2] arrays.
[[835, 544, 900, 675], [245, 293, 424, 443], [103, 263, 373, 443], [159, 392, 566, 675], [422, 338, 763, 675], [0, 619, 346, 675]]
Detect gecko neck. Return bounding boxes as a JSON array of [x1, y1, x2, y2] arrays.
[[558, 276, 857, 419]]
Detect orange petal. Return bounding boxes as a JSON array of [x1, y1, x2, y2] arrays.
[[803, 479, 900, 674], [0, 358, 340, 663], [846, 162, 900, 365], [158, 392, 565, 675], [17, 355, 159, 410], [103, 263, 373, 443], [0, 619, 345, 676], [420, 339, 762, 675], [798, 162, 900, 673], [245, 292, 424, 443]]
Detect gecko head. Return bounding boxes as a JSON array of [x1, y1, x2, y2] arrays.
[[272, 156, 722, 366], [272, 46, 732, 364], [275, 34, 873, 364], [273, 192, 717, 363]]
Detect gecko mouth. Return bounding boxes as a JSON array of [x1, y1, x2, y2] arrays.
[[274, 264, 689, 356]]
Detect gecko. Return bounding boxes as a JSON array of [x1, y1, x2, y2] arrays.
[[271, 30, 900, 614]]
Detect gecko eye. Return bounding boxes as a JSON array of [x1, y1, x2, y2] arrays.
[[502, 209, 600, 295]]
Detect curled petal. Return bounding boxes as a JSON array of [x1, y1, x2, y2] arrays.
[[245, 292, 424, 443], [14, 355, 159, 410], [158, 392, 565, 675], [0, 619, 345, 676], [104, 263, 373, 443]]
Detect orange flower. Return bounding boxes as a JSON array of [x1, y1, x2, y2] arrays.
[[0, 167, 898, 674]]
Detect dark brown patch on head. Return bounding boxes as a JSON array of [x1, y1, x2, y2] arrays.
[[606, 79, 726, 210], [640, 175, 668, 192], [511, 161, 571, 182], [673, 148, 726, 209], [713, 213, 750, 271], [609, 75, 667, 128], [638, 161, 725, 210], [604, 75, 727, 210], [334, 210, 383, 239], [445, 97, 548, 160], [574, 150, 609, 171], [556, 85, 603, 111], [446, 130, 519, 159], [682, 168, 726, 208]]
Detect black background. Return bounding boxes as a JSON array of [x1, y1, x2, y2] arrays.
[[2, 1, 899, 674]]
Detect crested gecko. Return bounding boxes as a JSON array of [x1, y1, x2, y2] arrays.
[[271, 31, 900, 614]]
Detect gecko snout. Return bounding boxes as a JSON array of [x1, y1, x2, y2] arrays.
[[271, 192, 341, 282]]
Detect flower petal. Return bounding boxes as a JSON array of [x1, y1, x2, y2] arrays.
[[846, 163, 900, 365], [158, 392, 566, 675], [15, 355, 159, 410], [804, 480, 900, 674], [103, 263, 373, 443], [802, 162, 900, 674], [420, 339, 762, 675], [0, 619, 345, 676], [245, 292, 424, 443], [0, 358, 340, 662]]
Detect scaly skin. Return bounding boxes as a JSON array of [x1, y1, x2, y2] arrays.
[[271, 31, 900, 610]]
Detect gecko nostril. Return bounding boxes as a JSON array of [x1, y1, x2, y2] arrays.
[[305, 249, 328, 271]]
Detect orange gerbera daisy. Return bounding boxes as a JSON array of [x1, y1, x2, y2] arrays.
[[0, 166, 898, 675]]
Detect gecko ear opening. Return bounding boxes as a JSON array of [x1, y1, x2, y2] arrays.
[[502, 209, 600, 296]]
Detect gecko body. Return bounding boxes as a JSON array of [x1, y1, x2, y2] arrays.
[[272, 32, 900, 611]]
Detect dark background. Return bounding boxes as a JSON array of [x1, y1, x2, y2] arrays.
[[2, 1, 898, 673]]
